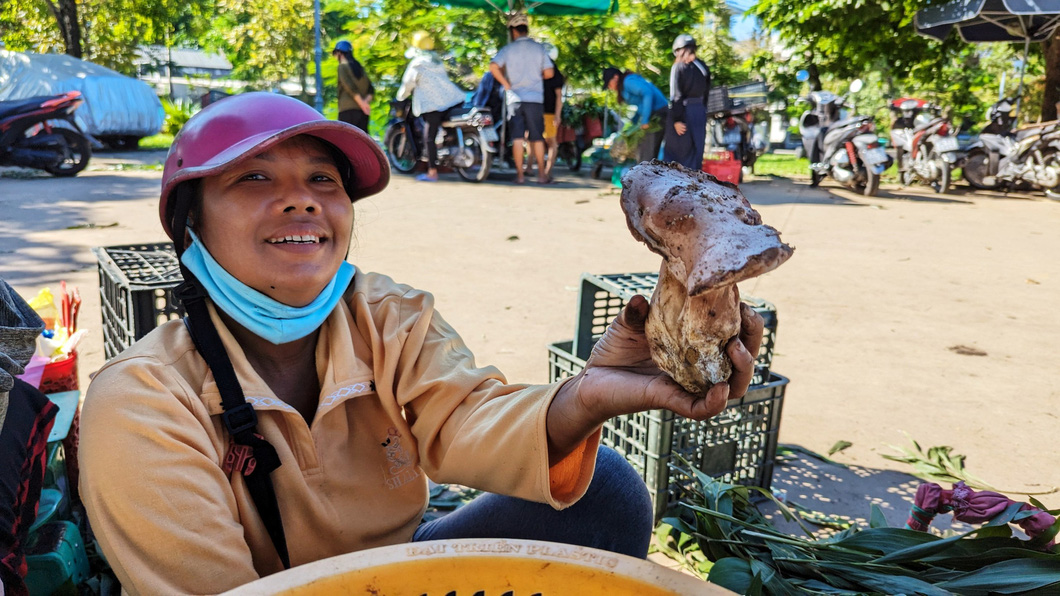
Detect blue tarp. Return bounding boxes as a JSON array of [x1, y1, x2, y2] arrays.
[[0, 50, 163, 139]]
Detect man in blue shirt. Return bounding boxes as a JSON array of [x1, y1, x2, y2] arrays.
[[603, 67, 669, 163], [489, 13, 555, 184]]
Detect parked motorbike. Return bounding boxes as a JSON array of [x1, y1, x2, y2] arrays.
[[963, 98, 1060, 193], [889, 98, 963, 194], [797, 79, 892, 196], [383, 99, 495, 182], [0, 91, 91, 177], [710, 107, 765, 176]]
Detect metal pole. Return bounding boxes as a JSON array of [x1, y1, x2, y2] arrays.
[[313, 0, 324, 113]]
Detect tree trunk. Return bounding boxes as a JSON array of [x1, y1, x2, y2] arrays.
[[42, 0, 82, 58], [1043, 30, 1060, 122], [808, 63, 822, 92], [299, 61, 310, 104]]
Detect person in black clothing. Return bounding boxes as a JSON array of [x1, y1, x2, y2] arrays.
[[541, 43, 565, 180], [663, 34, 710, 170], [0, 280, 58, 596]]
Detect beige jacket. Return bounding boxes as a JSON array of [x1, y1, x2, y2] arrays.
[[79, 270, 599, 594]]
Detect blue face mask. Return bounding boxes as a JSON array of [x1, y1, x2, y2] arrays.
[[180, 229, 355, 345]]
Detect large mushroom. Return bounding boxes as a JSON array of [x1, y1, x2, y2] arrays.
[[620, 160, 794, 396]]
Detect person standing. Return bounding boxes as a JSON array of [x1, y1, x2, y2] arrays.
[[602, 67, 668, 163], [396, 31, 469, 182], [541, 43, 566, 181], [664, 34, 710, 170], [489, 13, 555, 185], [333, 40, 373, 133]]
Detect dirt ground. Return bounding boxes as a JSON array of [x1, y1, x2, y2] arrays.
[[2, 151, 1059, 520]]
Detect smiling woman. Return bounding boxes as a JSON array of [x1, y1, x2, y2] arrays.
[[75, 92, 765, 594]]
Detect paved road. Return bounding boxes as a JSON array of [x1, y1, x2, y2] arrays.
[[3, 151, 1058, 511]]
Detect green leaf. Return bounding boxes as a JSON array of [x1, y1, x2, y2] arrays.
[[937, 560, 1060, 594], [811, 562, 953, 596], [778, 443, 849, 469], [707, 557, 756, 593], [827, 440, 853, 456], [868, 504, 888, 529], [830, 527, 940, 555]]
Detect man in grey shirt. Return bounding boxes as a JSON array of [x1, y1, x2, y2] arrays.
[[489, 13, 554, 184]]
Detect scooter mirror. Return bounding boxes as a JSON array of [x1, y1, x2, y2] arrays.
[[796, 70, 810, 83], [849, 79, 864, 93]]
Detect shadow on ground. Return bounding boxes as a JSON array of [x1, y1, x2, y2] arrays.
[[759, 449, 972, 538]]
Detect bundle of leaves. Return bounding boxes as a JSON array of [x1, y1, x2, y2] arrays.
[[659, 466, 1060, 595], [610, 120, 662, 162]]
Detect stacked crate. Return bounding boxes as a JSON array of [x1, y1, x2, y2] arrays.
[[549, 272, 789, 523], [93, 243, 184, 359]]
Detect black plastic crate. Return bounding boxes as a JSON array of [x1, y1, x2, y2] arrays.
[[548, 340, 787, 524], [574, 272, 778, 386], [93, 243, 184, 360], [707, 86, 731, 114]]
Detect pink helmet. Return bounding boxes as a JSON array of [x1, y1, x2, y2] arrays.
[[159, 92, 389, 240]]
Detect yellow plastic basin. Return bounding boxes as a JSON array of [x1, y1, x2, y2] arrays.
[[223, 538, 729, 595]]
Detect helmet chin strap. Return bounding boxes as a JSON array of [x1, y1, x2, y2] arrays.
[[171, 192, 292, 570]]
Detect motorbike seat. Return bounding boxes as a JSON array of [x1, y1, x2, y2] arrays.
[[826, 115, 869, 129], [444, 105, 477, 123], [912, 118, 944, 134], [0, 96, 58, 120], [1014, 120, 1058, 140]]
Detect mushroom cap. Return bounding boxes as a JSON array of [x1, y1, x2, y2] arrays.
[[620, 160, 794, 296]]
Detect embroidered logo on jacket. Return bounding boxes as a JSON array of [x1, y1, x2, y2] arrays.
[[223, 434, 265, 476], [380, 427, 419, 489]]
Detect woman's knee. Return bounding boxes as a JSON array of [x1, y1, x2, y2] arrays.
[[589, 447, 653, 525]]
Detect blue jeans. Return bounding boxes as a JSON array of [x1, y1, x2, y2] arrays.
[[412, 446, 654, 558]]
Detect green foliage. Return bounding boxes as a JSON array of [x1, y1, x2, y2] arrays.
[[883, 436, 1058, 496], [161, 99, 197, 136], [750, 0, 1051, 127], [1, 0, 213, 74], [136, 134, 175, 150], [659, 462, 1060, 594], [562, 91, 611, 123], [0, 0, 64, 54]]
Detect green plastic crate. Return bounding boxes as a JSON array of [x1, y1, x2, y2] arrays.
[[548, 340, 787, 524], [24, 520, 90, 596], [573, 272, 778, 386]]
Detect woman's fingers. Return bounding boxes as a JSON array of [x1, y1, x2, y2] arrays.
[[738, 302, 765, 362], [725, 338, 755, 399], [587, 295, 653, 368]]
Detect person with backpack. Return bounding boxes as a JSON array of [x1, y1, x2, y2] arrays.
[[76, 92, 763, 593], [333, 40, 373, 132]]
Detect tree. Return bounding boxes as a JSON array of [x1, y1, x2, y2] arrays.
[[750, 0, 1056, 124], [1, 0, 213, 74]]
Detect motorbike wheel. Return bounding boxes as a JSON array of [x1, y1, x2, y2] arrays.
[[42, 129, 91, 177], [862, 168, 880, 197], [455, 134, 490, 182], [962, 151, 996, 189], [590, 162, 604, 180], [930, 154, 951, 194], [810, 169, 824, 187], [385, 127, 418, 174], [557, 142, 582, 172]]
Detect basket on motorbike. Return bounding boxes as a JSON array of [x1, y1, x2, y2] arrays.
[[702, 150, 742, 184], [389, 99, 411, 120]]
